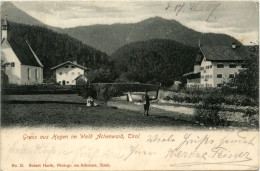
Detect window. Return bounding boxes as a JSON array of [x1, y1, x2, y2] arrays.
[[209, 75, 212, 78], [206, 75, 209, 79], [217, 74, 222, 78], [35, 69, 38, 80], [27, 68, 31, 79], [78, 72, 81, 76], [229, 74, 235, 78], [229, 64, 236, 68], [67, 81, 69, 84], [241, 64, 247, 68], [11, 62, 15, 67], [201, 75, 204, 79], [210, 65, 212, 68], [65, 66, 69, 68], [217, 64, 224, 68], [72, 72, 74, 75], [71, 66, 75, 68], [217, 84, 222, 88], [59, 81, 61, 84], [59, 72, 62, 75], [201, 67, 204, 70]]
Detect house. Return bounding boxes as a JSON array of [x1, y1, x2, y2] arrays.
[[51, 61, 90, 86], [1, 16, 44, 85], [183, 43, 249, 88], [183, 53, 202, 88], [75, 74, 88, 86]]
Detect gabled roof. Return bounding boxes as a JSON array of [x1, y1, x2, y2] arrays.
[[200, 45, 249, 61], [74, 74, 87, 80], [1, 38, 44, 67], [51, 61, 91, 71], [1, 38, 11, 48]]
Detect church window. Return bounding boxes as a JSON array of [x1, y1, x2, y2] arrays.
[[35, 69, 38, 80], [28, 68, 31, 79]]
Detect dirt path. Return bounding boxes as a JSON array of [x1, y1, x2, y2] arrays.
[[107, 100, 196, 122]]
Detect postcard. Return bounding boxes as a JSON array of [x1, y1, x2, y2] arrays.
[[0, 1, 259, 170]]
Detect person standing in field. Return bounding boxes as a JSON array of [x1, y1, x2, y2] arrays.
[[142, 90, 154, 116]]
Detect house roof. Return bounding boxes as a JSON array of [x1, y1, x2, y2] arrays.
[[51, 61, 91, 71], [1, 38, 44, 67], [200, 45, 249, 61], [74, 74, 87, 80], [183, 71, 200, 77]]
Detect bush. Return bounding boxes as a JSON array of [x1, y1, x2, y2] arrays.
[[194, 93, 227, 126], [162, 90, 257, 107], [243, 107, 259, 125]]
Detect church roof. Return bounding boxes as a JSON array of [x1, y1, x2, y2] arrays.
[[1, 38, 44, 67], [1, 16, 43, 67]]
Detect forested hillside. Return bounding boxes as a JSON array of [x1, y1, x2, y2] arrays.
[[64, 17, 242, 55], [7, 22, 111, 77], [111, 39, 198, 86]]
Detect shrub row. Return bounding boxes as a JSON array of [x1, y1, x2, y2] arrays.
[[163, 92, 257, 107], [80, 83, 160, 101]]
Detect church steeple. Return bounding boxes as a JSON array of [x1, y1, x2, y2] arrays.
[[1, 15, 8, 40]]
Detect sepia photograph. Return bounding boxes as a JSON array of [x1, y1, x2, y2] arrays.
[[0, 1, 259, 170]]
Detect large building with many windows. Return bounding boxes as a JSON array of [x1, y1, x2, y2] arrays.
[[51, 61, 90, 86], [184, 43, 249, 88]]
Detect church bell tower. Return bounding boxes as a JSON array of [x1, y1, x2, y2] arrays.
[[1, 15, 8, 40]]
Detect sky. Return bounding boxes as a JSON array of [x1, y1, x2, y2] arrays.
[[11, 1, 259, 45]]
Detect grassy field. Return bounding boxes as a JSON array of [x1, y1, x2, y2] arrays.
[[1, 94, 257, 129], [1, 94, 199, 128]]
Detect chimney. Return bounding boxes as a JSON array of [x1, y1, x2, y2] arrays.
[[73, 61, 77, 64], [232, 43, 236, 49]]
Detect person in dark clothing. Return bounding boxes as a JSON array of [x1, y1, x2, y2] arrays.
[[142, 90, 155, 116]]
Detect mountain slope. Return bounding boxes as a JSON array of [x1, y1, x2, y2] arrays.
[[1, 2, 243, 55], [64, 17, 242, 55], [111, 39, 198, 86], [1, 2, 62, 32], [7, 22, 111, 77], [1, 2, 44, 26]]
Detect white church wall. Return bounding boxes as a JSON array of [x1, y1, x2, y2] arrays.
[[1, 47, 22, 85]]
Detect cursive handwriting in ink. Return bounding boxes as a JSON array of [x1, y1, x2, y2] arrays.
[[206, 3, 221, 22], [123, 144, 155, 161]]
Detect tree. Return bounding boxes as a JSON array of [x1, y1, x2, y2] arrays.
[[227, 45, 259, 98]]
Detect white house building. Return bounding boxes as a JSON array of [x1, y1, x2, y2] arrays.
[[51, 61, 90, 86], [1, 16, 44, 85], [184, 43, 249, 88]]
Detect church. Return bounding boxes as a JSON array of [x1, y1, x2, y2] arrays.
[[1, 16, 44, 85]]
